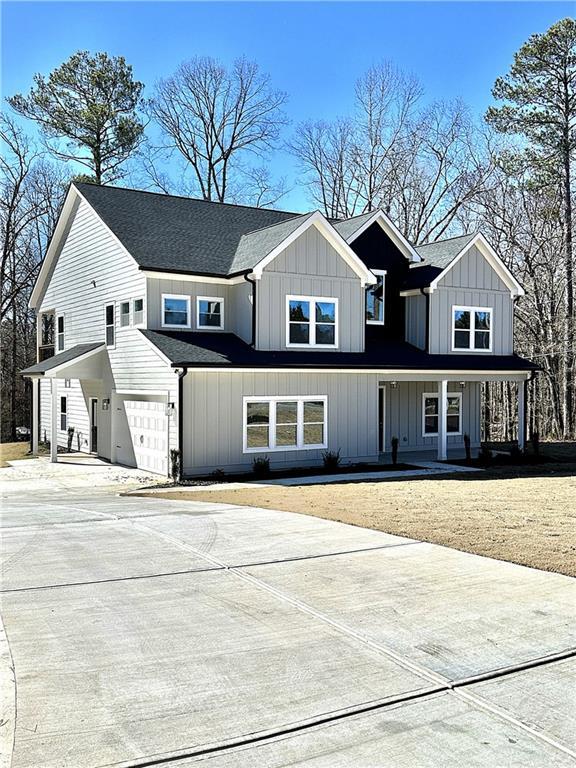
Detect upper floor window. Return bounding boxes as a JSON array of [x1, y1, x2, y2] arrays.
[[452, 307, 492, 352], [366, 270, 386, 325], [287, 296, 338, 348], [243, 396, 327, 452], [120, 301, 131, 327], [105, 304, 115, 347], [39, 312, 55, 361], [422, 392, 461, 436], [133, 298, 144, 326], [56, 315, 65, 351], [162, 294, 190, 328], [197, 297, 224, 330]]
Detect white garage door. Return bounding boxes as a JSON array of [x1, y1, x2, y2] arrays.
[[122, 400, 168, 475]]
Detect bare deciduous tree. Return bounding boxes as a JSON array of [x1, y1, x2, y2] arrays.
[[149, 56, 288, 203]]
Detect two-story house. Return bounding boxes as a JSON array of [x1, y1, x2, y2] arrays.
[[23, 183, 537, 476]]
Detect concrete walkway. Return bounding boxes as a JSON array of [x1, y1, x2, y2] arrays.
[[0, 463, 574, 767]]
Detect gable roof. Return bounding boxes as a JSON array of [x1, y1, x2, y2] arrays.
[[231, 213, 314, 274], [332, 209, 421, 263], [74, 183, 300, 276], [415, 233, 477, 269]]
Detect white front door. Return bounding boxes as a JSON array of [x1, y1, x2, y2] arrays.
[[118, 399, 168, 475]]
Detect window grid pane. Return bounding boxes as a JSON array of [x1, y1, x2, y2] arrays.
[[245, 398, 326, 451], [288, 299, 336, 346]]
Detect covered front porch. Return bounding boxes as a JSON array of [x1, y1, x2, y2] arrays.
[[376, 371, 532, 462]]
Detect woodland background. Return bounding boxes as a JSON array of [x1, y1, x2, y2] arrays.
[[1, 18, 574, 444]]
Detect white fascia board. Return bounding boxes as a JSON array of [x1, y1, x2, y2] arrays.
[[345, 210, 422, 263], [399, 288, 431, 297], [141, 270, 245, 285], [176, 366, 533, 380], [251, 211, 377, 286], [429, 233, 525, 297], [43, 344, 106, 377]]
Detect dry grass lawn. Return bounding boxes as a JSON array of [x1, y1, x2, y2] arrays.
[[152, 464, 576, 577], [0, 441, 35, 468]]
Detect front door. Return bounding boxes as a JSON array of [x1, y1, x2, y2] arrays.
[[90, 398, 98, 453]]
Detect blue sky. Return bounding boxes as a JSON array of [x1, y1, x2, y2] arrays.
[[1, 1, 572, 210]]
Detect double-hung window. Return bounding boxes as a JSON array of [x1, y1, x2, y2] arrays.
[[162, 294, 190, 328], [197, 297, 224, 329], [244, 396, 327, 452], [105, 304, 115, 347], [133, 298, 144, 326], [60, 396, 67, 431], [56, 315, 65, 351], [120, 301, 131, 327], [366, 270, 386, 324], [422, 392, 462, 436], [287, 296, 338, 347], [452, 307, 492, 351]]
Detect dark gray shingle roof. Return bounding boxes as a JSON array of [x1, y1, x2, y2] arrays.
[[331, 211, 376, 241], [141, 329, 537, 372], [231, 213, 314, 273], [75, 183, 301, 276], [21, 343, 104, 375], [415, 233, 476, 269]]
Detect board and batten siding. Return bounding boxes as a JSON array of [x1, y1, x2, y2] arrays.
[[385, 381, 481, 452], [182, 371, 380, 475], [39, 198, 146, 348], [256, 226, 365, 352], [428, 246, 514, 355], [405, 294, 427, 350]]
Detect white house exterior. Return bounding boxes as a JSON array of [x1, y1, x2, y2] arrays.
[[23, 183, 536, 476]]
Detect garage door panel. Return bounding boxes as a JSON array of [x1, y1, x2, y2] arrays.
[[118, 399, 168, 475]]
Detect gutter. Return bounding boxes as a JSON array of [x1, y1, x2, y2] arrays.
[[243, 273, 257, 347], [177, 366, 187, 480]]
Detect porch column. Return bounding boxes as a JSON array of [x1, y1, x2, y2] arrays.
[[50, 379, 58, 463], [31, 378, 39, 454], [518, 381, 526, 451], [437, 379, 448, 461]]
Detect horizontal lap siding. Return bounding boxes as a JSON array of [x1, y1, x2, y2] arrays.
[[182, 371, 380, 475], [385, 381, 480, 452], [40, 199, 146, 347], [257, 227, 365, 352], [39, 379, 106, 452]]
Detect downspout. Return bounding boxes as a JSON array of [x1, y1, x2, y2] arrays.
[[420, 288, 430, 352], [244, 273, 257, 348], [177, 366, 187, 481]]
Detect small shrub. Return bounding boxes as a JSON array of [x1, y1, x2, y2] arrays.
[[510, 441, 522, 460], [322, 449, 341, 471], [67, 426, 75, 452], [391, 436, 399, 466], [479, 445, 493, 465], [170, 448, 181, 482], [463, 433, 471, 462], [210, 468, 226, 480], [252, 456, 270, 478], [531, 430, 540, 457]]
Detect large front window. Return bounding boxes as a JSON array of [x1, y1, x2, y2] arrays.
[[452, 307, 492, 351], [287, 296, 337, 347], [162, 295, 190, 328], [366, 271, 386, 324], [244, 396, 327, 452], [422, 392, 462, 436]]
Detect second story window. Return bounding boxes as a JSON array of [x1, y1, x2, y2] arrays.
[[366, 270, 386, 325], [120, 301, 131, 327], [197, 297, 224, 329], [56, 315, 65, 351], [287, 296, 338, 348], [39, 312, 55, 361], [452, 306, 492, 351], [162, 294, 190, 328], [133, 298, 144, 326], [105, 304, 115, 347]]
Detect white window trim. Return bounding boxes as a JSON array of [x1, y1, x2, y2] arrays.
[[451, 305, 493, 352], [422, 391, 462, 437], [286, 295, 339, 349], [243, 395, 328, 453], [104, 303, 115, 349], [56, 313, 65, 352], [132, 297, 145, 328], [196, 296, 224, 330], [60, 395, 67, 432], [162, 294, 191, 329], [366, 269, 386, 325], [120, 300, 131, 328]]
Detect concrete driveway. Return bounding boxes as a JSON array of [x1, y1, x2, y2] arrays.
[[1, 461, 575, 767]]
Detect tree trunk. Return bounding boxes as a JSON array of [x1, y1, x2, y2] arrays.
[[563, 140, 574, 437]]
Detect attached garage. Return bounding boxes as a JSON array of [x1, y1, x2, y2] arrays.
[[114, 396, 169, 475]]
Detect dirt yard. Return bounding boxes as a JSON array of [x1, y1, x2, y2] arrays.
[[151, 463, 576, 577], [0, 441, 35, 468]]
